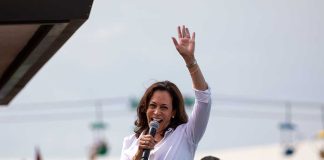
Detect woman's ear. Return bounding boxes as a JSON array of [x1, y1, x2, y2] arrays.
[[172, 111, 176, 118]]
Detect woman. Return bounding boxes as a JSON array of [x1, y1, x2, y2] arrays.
[[120, 25, 211, 160]]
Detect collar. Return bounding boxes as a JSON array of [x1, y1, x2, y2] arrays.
[[164, 127, 174, 137]]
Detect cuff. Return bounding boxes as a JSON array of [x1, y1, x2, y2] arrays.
[[193, 86, 211, 103]]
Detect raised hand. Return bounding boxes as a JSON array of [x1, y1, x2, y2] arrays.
[[172, 25, 196, 64], [172, 25, 207, 90]]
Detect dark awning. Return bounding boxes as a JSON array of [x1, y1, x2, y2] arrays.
[[0, 0, 94, 105]]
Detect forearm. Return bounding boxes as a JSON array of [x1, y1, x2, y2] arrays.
[[185, 58, 208, 91], [132, 149, 143, 160]]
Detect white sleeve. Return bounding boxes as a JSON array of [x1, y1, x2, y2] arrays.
[[185, 87, 211, 144], [120, 136, 132, 160]]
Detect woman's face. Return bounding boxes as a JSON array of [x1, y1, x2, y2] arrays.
[[146, 90, 175, 133]]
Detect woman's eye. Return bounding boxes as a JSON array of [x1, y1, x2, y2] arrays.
[[161, 106, 168, 110]]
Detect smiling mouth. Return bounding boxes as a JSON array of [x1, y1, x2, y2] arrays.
[[151, 118, 163, 123]]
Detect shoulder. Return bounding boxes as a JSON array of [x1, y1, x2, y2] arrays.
[[123, 133, 137, 143], [123, 134, 137, 147], [122, 133, 137, 151]]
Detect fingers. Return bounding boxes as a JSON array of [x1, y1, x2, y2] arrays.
[[177, 25, 193, 39], [185, 28, 191, 38], [177, 26, 182, 39], [172, 37, 179, 46], [182, 25, 186, 38], [192, 32, 195, 41], [139, 135, 156, 149]]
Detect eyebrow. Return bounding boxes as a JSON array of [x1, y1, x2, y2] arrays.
[[149, 101, 169, 106]]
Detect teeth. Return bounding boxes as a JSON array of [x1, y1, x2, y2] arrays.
[[153, 118, 162, 122]]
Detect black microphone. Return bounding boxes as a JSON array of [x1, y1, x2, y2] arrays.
[[141, 120, 159, 160]]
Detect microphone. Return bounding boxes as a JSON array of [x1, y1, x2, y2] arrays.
[[141, 120, 159, 160]]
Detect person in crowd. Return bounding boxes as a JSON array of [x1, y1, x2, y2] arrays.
[[201, 155, 220, 160]]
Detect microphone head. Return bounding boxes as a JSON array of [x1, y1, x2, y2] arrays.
[[149, 120, 159, 129]]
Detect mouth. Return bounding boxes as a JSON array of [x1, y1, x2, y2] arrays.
[[151, 118, 163, 123]]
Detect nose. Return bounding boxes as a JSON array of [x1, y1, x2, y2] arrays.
[[153, 108, 161, 115]]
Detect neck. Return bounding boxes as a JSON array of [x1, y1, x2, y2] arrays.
[[154, 133, 163, 142]]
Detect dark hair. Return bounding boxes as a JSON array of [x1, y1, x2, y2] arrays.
[[134, 80, 188, 138], [201, 156, 220, 160]]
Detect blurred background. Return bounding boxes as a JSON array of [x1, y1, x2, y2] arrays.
[[1, 0, 324, 159]]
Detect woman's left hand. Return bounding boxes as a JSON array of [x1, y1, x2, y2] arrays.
[[172, 25, 196, 64]]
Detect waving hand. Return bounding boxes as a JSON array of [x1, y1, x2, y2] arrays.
[[172, 25, 196, 64]]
